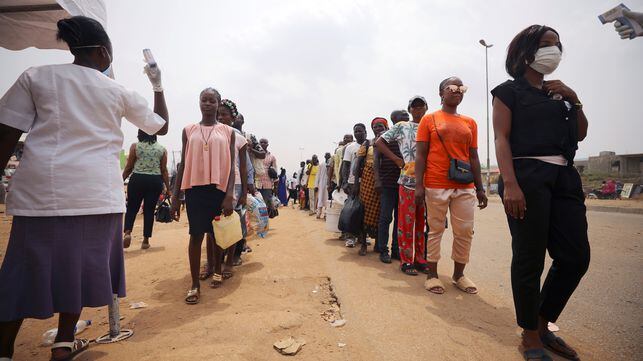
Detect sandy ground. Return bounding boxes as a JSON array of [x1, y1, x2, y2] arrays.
[[1, 201, 642, 361]]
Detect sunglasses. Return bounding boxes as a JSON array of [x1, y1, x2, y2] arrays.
[[444, 85, 468, 94]]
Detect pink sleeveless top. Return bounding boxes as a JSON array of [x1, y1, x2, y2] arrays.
[[180, 123, 233, 191]]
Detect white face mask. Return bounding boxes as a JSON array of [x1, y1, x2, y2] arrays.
[[529, 46, 562, 75]]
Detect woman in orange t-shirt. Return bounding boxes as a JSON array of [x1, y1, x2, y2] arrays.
[[415, 76, 487, 295]]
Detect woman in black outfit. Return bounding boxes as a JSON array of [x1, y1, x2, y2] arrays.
[[492, 25, 589, 361], [122, 130, 170, 249]]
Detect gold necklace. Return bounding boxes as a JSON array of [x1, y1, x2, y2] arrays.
[[199, 124, 215, 152]]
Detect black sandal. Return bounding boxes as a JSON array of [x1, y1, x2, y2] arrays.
[[414, 262, 430, 274], [540, 332, 579, 360], [523, 348, 553, 361], [401, 263, 418, 276]]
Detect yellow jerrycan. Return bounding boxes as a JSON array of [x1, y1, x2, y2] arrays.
[[213, 212, 242, 249]]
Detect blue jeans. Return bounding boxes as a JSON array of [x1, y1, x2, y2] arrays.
[[376, 187, 399, 254]]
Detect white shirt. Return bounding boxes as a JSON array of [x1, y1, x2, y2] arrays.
[[342, 141, 360, 184], [0, 64, 166, 216]]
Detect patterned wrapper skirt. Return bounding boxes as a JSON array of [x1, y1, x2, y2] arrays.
[[359, 164, 380, 238], [0, 214, 126, 321]]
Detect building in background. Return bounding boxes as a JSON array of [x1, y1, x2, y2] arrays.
[[575, 151, 643, 183]]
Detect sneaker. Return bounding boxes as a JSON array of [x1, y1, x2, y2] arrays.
[[345, 238, 356, 248]]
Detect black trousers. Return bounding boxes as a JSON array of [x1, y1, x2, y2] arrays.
[[125, 173, 163, 238], [499, 159, 590, 330]]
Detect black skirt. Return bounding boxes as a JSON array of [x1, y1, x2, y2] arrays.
[[185, 185, 225, 236]]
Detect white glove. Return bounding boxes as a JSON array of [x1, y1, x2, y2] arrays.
[[614, 10, 643, 39], [143, 63, 163, 92]]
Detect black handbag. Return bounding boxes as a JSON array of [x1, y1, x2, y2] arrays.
[[155, 199, 173, 223], [431, 115, 474, 184], [338, 195, 364, 234], [268, 166, 278, 180]]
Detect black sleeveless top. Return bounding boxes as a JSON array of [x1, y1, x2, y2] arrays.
[[491, 77, 578, 165]]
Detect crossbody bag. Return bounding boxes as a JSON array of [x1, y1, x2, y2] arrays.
[[431, 115, 474, 184]]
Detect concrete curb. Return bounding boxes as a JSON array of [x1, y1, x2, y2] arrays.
[[586, 206, 643, 215]]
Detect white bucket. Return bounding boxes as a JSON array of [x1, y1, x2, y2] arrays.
[[325, 205, 342, 233]]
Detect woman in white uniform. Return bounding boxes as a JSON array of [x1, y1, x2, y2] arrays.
[[0, 16, 168, 361]]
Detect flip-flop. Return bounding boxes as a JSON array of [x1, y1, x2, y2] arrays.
[[452, 275, 478, 294], [50, 338, 89, 361], [185, 288, 200, 305], [523, 348, 553, 360], [424, 277, 445, 294], [540, 332, 580, 360]]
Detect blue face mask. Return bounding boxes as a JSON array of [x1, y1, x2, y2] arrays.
[[102, 64, 114, 79], [71, 44, 113, 78]]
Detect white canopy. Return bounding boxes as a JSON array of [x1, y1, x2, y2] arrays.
[[0, 0, 106, 50]]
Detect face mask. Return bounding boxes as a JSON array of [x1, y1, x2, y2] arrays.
[[72, 45, 114, 78], [102, 50, 114, 79], [529, 46, 562, 75]]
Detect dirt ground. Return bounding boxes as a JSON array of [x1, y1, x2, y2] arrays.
[[1, 201, 641, 361]]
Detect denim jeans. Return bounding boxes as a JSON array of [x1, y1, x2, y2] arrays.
[[376, 187, 399, 254]]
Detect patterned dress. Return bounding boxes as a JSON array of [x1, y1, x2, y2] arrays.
[[357, 142, 380, 238]]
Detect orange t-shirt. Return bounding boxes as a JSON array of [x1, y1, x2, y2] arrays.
[[416, 110, 478, 189]]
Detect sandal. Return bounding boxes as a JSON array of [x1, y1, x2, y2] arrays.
[[222, 269, 234, 280], [185, 288, 200, 305], [452, 276, 478, 294], [523, 348, 553, 361], [540, 332, 579, 360], [401, 263, 418, 276], [424, 277, 445, 294], [414, 262, 430, 274], [199, 264, 213, 281], [210, 273, 223, 288], [50, 338, 89, 361]]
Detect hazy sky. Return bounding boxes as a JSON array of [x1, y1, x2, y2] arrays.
[[1, 0, 642, 173]]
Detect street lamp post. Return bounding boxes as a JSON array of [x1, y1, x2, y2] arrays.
[[479, 39, 493, 196]]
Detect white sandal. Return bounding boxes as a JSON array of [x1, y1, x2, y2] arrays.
[[424, 277, 445, 294], [50, 338, 89, 361], [452, 276, 478, 294]]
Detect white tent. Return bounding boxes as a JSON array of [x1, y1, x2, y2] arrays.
[[0, 0, 106, 50]]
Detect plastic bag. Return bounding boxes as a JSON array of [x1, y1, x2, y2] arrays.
[[332, 189, 348, 207], [338, 196, 363, 234], [271, 195, 281, 209], [246, 193, 269, 238]]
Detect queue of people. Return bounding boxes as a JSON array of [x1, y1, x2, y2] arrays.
[[298, 24, 589, 361], [0, 17, 590, 361]]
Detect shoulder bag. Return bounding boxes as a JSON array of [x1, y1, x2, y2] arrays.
[[431, 115, 474, 184]]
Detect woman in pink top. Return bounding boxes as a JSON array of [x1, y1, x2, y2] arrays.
[[170, 88, 236, 305]]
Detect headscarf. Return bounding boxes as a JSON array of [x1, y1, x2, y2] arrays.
[[371, 117, 388, 129], [220, 99, 239, 118]]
